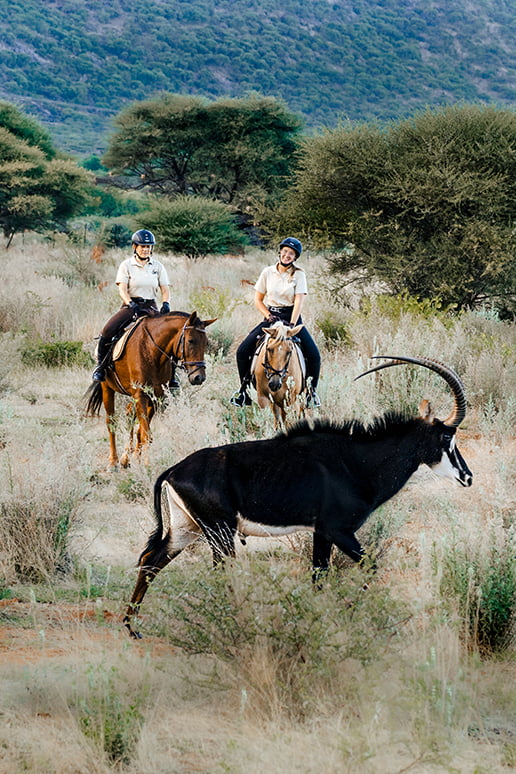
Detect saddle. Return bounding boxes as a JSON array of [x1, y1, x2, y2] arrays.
[[112, 318, 145, 361]]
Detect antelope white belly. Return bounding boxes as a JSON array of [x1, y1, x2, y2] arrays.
[[237, 516, 313, 538]]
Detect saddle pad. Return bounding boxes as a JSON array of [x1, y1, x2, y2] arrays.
[[112, 318, 143, 361]]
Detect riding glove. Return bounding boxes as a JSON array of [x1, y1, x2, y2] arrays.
[[160, 302, 170, 314]]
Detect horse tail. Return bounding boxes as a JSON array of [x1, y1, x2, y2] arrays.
[[138, 468, 173, 562], [83, 381, 103, 416]]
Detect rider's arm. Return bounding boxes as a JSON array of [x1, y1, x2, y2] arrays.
[[291, 293, 305, 325], [160, 284, 170, 303], [254, 290, 270, 319], [117, 282, 132, 306]]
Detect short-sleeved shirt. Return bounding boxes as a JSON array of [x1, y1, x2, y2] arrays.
[[115, 256, 169, 301], [254, 263, 308, 308]]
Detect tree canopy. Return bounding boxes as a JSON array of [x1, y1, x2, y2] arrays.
[[0, 103, 93, 245], [102, 93, 302, 210], [276, 105, 516, 313]]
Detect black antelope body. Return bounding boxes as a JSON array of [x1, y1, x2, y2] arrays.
[[124, 356, 472, 638]]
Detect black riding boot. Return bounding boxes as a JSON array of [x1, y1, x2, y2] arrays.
[[169, 363, 180, 392], [92, 335, 110, 382], [230, 376, 252, 406]]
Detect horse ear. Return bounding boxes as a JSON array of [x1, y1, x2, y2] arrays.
[[288, 324, 303, 337], [263, 326, 276, 335], [202, 318, 217, 327]]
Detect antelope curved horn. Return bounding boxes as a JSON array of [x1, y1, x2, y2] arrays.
[[354, 355, 467, 427]]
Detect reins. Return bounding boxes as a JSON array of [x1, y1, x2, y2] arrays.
[[145, 318, 206, 376]]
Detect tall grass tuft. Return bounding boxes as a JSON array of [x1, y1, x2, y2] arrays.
[[75, 663, 148, 765], [0, 492, 80, 582], [435, 522, 516, 653]]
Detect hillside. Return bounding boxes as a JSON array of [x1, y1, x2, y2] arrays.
[[1, 0, 515, 156]]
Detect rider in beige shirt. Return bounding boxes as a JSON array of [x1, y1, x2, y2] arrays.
[[231, 236, 321, 407], [92, 229, 170, 382]]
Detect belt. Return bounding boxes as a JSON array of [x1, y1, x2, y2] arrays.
[[268, 305, 293, 314], [131, 297, 156, 306]]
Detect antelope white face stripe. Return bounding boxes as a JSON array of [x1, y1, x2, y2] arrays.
[[429, 436, 472, 486]]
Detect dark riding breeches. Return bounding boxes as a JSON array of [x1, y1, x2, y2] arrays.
[[100, 300, 158, 341]]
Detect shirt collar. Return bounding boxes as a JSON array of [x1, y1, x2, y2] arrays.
[[131, 254, 154, 267]]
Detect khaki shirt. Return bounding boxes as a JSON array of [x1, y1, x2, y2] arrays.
[[115, 256, 169, 300], [254, 263, 308, 308]]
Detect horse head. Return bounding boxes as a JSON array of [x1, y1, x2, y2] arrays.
[[262, 321, 303, 392], [182, 311, 217, 385]]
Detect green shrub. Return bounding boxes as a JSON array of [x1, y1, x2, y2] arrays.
[[76, 664, 147, 765], [21, 339, 93, 368], [144, 557, 406, 720], [142, 196, 249, 259], [437, 525, 516, 653]]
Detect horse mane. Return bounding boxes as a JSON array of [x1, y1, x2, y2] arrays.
[[280, 411, 420, 442]]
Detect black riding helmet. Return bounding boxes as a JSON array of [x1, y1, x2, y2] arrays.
[[279, 236, 302, 258], [131, 229, 156, 246]]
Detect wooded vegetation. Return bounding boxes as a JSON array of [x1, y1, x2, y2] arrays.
[[1, 0, 514, 154], [0, 103, 93, 245], [103, 94, 301, 209], [274, 105, 516, 314]]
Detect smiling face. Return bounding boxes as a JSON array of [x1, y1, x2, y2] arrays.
[[134, 243, 153, 261], [279, 245, 297, 267]]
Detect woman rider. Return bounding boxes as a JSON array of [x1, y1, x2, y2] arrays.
[[92, 229, 171, 382], [230, 236, 321, 407]]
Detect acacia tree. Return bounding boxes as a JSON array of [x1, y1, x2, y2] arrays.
[[102, 93, 302, 208], [0, 102, 93, 246], [275, 105, 516, 313]]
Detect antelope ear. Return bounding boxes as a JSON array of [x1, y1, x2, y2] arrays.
[[419, 399, 435, 423], [288, 324, 303, 337], [202, 318, 217, 327]]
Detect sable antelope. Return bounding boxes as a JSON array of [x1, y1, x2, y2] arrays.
[[84, 311, 215, 468], [124, 356, 472, 638], [253, 321, 306, 428]]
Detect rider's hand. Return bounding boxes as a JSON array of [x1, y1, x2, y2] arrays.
[[128, 300, 140, 310], [160, 302, 170, 314], [266, 314, 279, 324]]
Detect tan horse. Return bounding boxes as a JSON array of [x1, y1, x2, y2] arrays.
[[84, 311, 215, 468], [253, 321, 306, 428]]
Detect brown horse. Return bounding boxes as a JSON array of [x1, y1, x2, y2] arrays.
[[252, 321, 306, 428], [84, 311, 215, 468]]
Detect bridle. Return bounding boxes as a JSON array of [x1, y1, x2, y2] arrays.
[[263, 334, 293, 385], [145, 319, 206, 377]]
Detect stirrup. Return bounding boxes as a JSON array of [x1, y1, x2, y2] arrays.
[[230, 389, 252, 407], [307, 389, 321, 408]]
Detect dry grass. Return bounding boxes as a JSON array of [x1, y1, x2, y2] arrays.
[[0, 238, 514, 773]]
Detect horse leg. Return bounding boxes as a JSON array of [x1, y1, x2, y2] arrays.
[[133, 391, 153, 464], [102, 385, 119, 470], [120, 400, 136, 468]]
